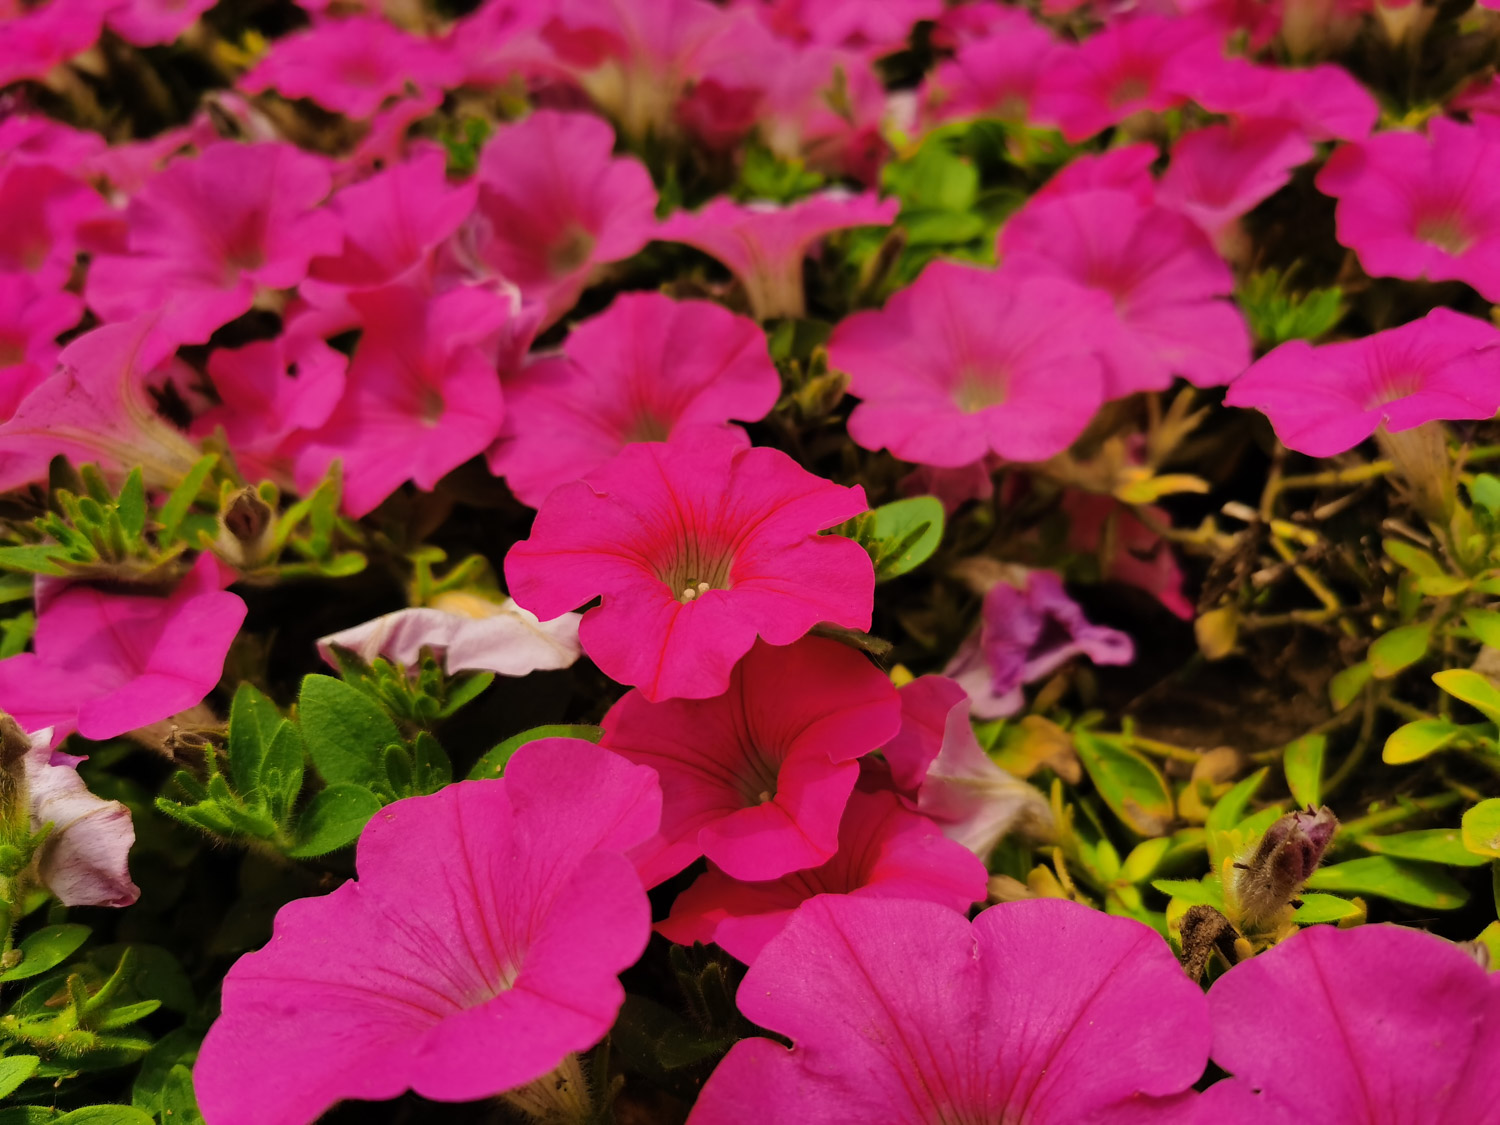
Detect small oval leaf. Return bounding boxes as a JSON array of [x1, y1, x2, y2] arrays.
[[1383, 718, 1462, 764], [1306, 856, 1468, 910]]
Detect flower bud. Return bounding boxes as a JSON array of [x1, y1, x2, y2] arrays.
[[1234, 806, 1338, 927], [216, 487, 275, 568], [0, 713, 33, 845]]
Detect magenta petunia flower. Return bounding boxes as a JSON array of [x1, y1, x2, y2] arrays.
[[293, 283, 515, 517], [655, 190, 898, 319], [0, 273, 82, 418], [1180, 55, 1377, 143], [0, 0, 106, 87], [1223, 307, 1500, 457], [1158, 120, 1315, 236], [455, 110, 657, 328], [920, 9, 1061, 126], [0, 553, 246, 744], [1316, 118, 1500, 300], [86, 143, 341, 344], [1200, 922, 1500, 1122], [658, 786, 985, 963], [488, 292, 780, 507], [828, 260, 1117, 467], [0, 160, 106, 290], [945, 570, 1134, 720], [193, 738, 661, 1125], [999, 188, 1252, 392], [689, 896, 1210, 1123], [597, 635, 901, 884], [240, 16, 449, 119], [104, 0, 216, 45], [738, 0, 941, 55], [1062, 491, 1193, 620], [505, 430, 873, 701], [1036, 142, 1158, 204]]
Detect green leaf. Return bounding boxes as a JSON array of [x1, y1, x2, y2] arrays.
[[1306, 856, 1468, 910], [1471, 473, 1500, 517], [0, 1056, 39, 1099], [1382, 718, 1462, 764], [115, 467, 146, 540], [160, 1064, 204, 1125], [1464, 608, 1500, 649], [1282, 734, 1324, 810], [884, 141, 979, 213], [0, 924, 90, 981], [1206, 768, 1268, 838], [1475, 921, 1500, 971], [0, 1109, 53, 1125], [1328, 661, 1373, 710], [57, 1108, 155, 1125], [1461, 799, 1500, 859], [864, 496, 945, 581], [1073, 731, 1174, 836], [1120, 837, 1172, 884], [1291, 894, 1364, 924], [226, 684, 283, 797], [0, 544, 68, 576], [297, 674, 401, 788], [0, 611, 36, 659], [259, 721, 305, 826], [1150, 878, 1222, 906], [468, 724, 604, 780], [286, 785, 384, 858], [1358, 828, 1489, 867], [1435, 668, 1500, 725], [438, 672, 494, 719], [410, 732, 452, 794], [1368, 623, 1431, 679], [156, 454, 218, 543], [1384, 538, 1445, 577]]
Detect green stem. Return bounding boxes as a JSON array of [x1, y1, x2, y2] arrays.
[[1337, 791, 1462, 836]]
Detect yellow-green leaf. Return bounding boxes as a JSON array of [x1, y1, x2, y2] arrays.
[[1382, 718, 1462, 764], [1462, 799, 1500, 859], [1368, 623, 1431, 679], [1358, 828, 1489, 867], [1465, 608, 1500, 649], [1283, 734, 1324, 809], [1434, 669, 1500, 725], [1328, 661, 1373, 710], [1074, 731, 1174, 836], [1306, 856, 1467, 910]]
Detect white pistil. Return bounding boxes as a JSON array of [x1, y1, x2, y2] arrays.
[[681, 587, 697, 602]]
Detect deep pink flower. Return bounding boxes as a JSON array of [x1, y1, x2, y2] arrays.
[[293, 283, 514, 517], [744, 46, 890, 184], [0, 0, 106, 87], [737, 0, 941, 54], [316, 599, 583, 676], [0, 114, 106, 174], [945, 570, 1134, 719], [920, 10, 1061, 126], [0, 554, 246, 744], [1062, 491, 1193, 619], [488, 293, 780, 507], [0, 161, 106, 289], [999, 189, 1251, 392], [1180, 56, 1377, 142], [454, 110, 657, 328], [104, 0, 216, 45], [690, 897, 1210, 1123], [655, 190, 898, 319], [241, 17, 449, 119], [828, 260, 1116, 467], [1224, 307, 1500, 457], [1036, 142, 1158, 204], [341, 90, 447, 185], [0, 274, 82, 418], [1316, 118, 1500, 300], [1159, 120, 1315, 236], [600, 635, 900, 883], [86, 143, 341, 344], [1199, 922, 1500, 1122], [194, 738, 661, 1124], [658, 786, 985, 962], [506, 431, 873, 701]]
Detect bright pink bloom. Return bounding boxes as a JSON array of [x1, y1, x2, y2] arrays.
[[737, 0, 941, 54], [241, 17, 449, 119], [1199, 922, 1500, 1123], [0, 161, 106, 289], [920, 10, 1061, 126], [1224, 307, 1500, 457], [0, 0, 106, 87], [0, 554, 246, 744], [293, 283, 514, 517], [506, 432, 872, 700], [316, 600, 583, 677], [342, 90, 446, 185], [194, 738, 660, 1125], [945, 570, 1134, 720], [455, 110, 657, 328], [898, 458, 999, 515], [828, 261, 1116, 466], [655, 190, 898, 319], [658, 786, 985, 962], [86, 143, 341, 344], [1180, 56, 1377, 142], [999, 189, 1251, 392], [488, 293, 780, 507], [599, 635, 900, 883], [1316, 118, 1500, 300], [746, 47, 889, 184], [690, 897, 1210, 1123], [0, 274, 82, 418], [1036, 143, 1158, 204], [19, 726, 140, 908], [1159, 121, 1314, 235], [0, 114, 106, 174], [1062, 491, 1193, 619], [104, 0, 216, 45]]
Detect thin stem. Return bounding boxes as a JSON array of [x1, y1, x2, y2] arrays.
[[1337, 791, 1462, 836]]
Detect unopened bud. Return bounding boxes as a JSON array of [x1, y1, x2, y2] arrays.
[[1178, 903, 1240, 981], [0, 713, 33, 844], [1234, 806, 1338, 927], [217, 488, 275, 567]]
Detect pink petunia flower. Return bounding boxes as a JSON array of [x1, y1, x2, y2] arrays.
[[1062, 491, 1194, 619], [0, 0, 107, 87], [0, 161, 106, 290], [487, 292, 780, 507], [828, 260, 1117, 467], [104, 0, 217, 46], [1178, 55, 1377, 142], [689, 896, 1211, 1123], [193, 738, 661, 1125], [736, 0, 941, 55], [86, 143, 341, 345], [505, 431, 873, 701], [1199, 922, 1500, 1122], [1223, 307, 1500, 457], [1158, 120, 1315, 237], [292, 283, 516, 518], [1036, 143, 1158, 205], [658, 786, 986, 963], [453, 110, 657, 329], [999, 187, 1251, 393], [598, 635, 901, 884], [920, 10, 1061, 126], [944, 570, 1134, 719], [1316, 118, 1500, 300], [0, 554, 246, 744], [0, 273, 82, 419], [240, 16, 450, 119], [655, 190, 898, 319]]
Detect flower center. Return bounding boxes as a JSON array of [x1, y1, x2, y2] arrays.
[[547, 224, 597, 277], [419, 387, 445, 426], [736, 749, 781, 807], [953, 369, 1008, 413], [657, 536, 735, 604], [0, 333, 25, 367], [1414, 211, 1474, 256], [1109, 74, 1152, 109], [625, 411, 671, 443]]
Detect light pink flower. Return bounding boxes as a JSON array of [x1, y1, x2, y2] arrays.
[[689, 897, 1210, 1123], [0, 273, 82, 418], [0, 554, 246, 744], [505, 431, 873, 701], [104, 0, 216, 45], [1316, 118, 1500, 300], [194, 738, 661, 1124], [599, 635, 900, 883], [293, 283, 515, 517], [920, 10, 1061, 126], [316, 600, 583, 676], [999, 189, 1251, 392], [17, 726, 140, 907], [655, 190, 898, 319], [455, 110, 657, 328], [828, 261, 1116, 467], [1062, 491, 1193, 619], [658, 786, 985, 963], [86, 143, 341, 344], [1199, 922, 1500, 1123], [241, 16, 449, 119], [0, 161, 106, 289], [1224, 307, 1500, 457], [1159, 120, 1314, 236], [488, 293, 780, 507]]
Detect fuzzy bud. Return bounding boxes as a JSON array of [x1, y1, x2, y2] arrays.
[[1234, 806, 1338, 927], [0, 713, 32, 845], [216, 488, 275, 568]]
